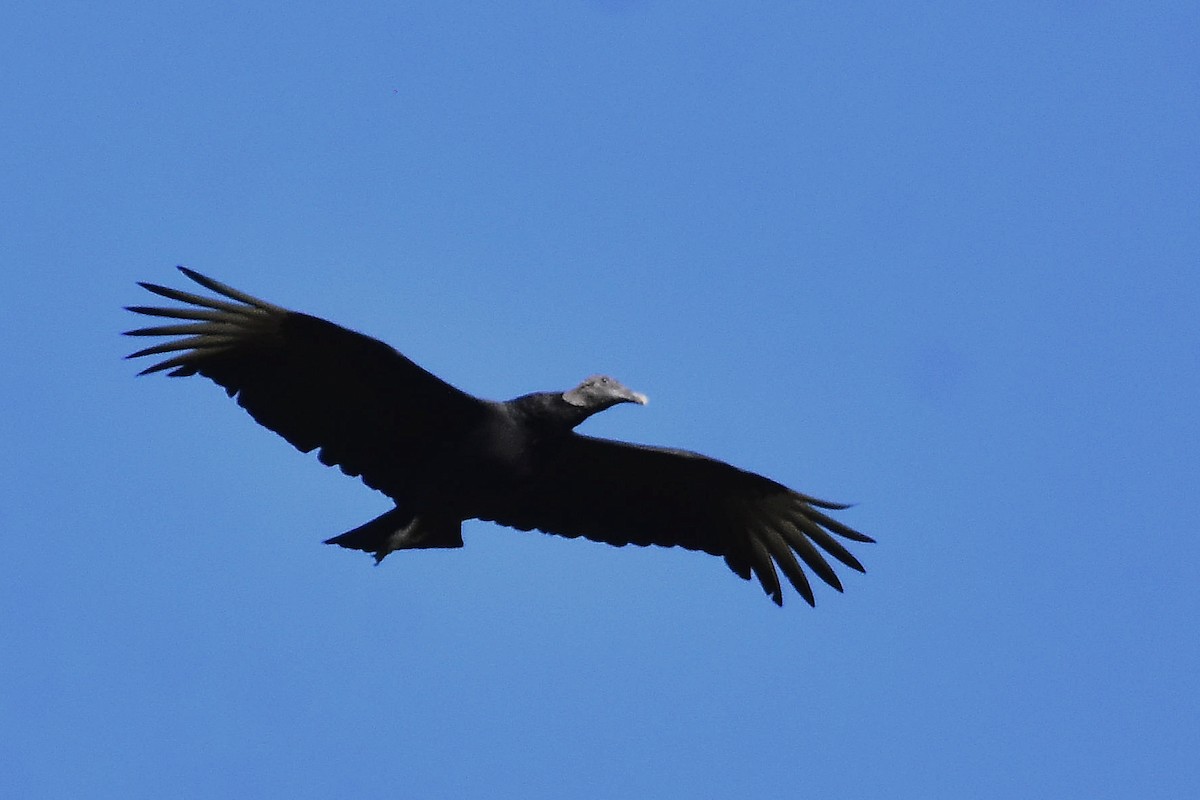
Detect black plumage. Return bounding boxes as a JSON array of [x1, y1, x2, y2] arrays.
[[125, 268, 873, 606]]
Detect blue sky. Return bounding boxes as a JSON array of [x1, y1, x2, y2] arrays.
[[3, 1, 1198, 797]]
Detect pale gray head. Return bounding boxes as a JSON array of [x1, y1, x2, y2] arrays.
[[562, 374, 648, 413]]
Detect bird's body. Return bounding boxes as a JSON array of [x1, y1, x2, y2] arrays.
[[126, 268, 873, 606]]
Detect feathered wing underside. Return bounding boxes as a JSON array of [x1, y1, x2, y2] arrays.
[[485, 435, 873, 606], [124, 267, 488, 497]]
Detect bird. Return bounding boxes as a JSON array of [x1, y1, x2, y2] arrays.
[[124, 268, 873, 606]]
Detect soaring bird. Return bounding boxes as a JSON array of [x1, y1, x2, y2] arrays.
[[125, 268, 873, 606]]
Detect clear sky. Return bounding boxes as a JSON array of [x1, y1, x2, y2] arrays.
[[3, 2, 1197, 797]]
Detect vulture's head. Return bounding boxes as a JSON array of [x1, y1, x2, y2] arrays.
[[563, 375, 648, 417]]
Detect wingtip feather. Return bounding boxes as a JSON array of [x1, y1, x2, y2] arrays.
[[177, 266, 278, 311]]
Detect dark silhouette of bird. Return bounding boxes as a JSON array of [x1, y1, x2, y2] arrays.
[[125, 268, 873, 606]]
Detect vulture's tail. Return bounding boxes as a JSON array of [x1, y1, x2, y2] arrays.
[[324, 507, 463, 563]]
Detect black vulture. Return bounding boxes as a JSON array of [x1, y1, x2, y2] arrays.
[[125, 268, 873, 606]]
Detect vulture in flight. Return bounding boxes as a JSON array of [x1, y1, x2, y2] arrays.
[[125, 268, 873, 606]]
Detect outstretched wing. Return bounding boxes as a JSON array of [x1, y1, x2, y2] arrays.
[[486, 434, 873, 606], [125, 267, 489, 499]]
